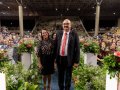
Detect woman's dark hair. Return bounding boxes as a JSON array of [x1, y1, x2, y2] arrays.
[[51, 32, 56, 39]]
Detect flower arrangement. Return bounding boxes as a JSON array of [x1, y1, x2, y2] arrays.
[[0, 49, 7, 60], [80, 39, 100, 54], [103, 51, 120, 78], [18, 40, 35, 54]]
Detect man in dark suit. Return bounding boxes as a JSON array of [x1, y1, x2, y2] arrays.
[[55, 19, 80, 90]]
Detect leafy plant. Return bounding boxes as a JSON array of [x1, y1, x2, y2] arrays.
[[18, 40, 35, 54], [0, 50, 8, 59], [72, 52, 106, 90], [18, 82, 38, 90], [0, 51, 41, 90], [81, 40, 100, 54], [103, 52, 120, 78]]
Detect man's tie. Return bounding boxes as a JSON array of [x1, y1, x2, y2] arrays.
[[61, 32, 67, 56]]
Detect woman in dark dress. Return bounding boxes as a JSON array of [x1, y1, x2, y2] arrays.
[[37, 30, 55, 90]]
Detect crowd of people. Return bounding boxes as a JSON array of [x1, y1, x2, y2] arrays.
[[80, 32, 120, 66], [0, 27, 35, 63], [97, 33, 120, 64]]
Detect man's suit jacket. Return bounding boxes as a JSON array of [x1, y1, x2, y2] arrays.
[[55, 30, 80, 66]]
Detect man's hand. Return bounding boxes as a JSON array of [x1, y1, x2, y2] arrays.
[[73, 63, 79, 68]]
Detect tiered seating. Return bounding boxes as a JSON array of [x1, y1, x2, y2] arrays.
[[32, 19, 89, 37], [102, 27, 120, 38]]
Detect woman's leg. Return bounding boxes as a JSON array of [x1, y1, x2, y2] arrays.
[[47, 75, 51, 90], [43, 75, 47, 90]]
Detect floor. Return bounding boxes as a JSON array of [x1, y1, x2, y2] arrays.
[[40, 70, 74, 90]]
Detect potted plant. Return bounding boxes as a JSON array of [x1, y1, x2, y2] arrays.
[[18, 40, 34, 54], [104, 51, 120, 90], [80, 40, 100, 54], [80, 40, 100, 66], [18, 40, 35, 69], [104, 51, 120, 78]]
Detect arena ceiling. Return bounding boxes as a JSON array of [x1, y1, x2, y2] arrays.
[[0, 0, 120, 19]]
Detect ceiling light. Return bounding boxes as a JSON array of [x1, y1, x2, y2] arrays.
[[8, 6, 10, 9], [67, 8, 69, 11], [0, 2, 3, 5], [24, 6, 27, 9], [78, 8, 80, 11], [55, 8, 58, 11], [92, 7, 95, 9], [113, 12, 116, 15], [2, 12, 5, 14]]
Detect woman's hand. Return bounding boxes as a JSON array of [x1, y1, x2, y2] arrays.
[[38, 64, 43, 69], [73, 63, 79, 68]]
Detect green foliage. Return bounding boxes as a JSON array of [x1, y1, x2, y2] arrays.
[[81, 40, 100, 54], [103, 54, 120, 78], [72, 53, 106, 90], [28, 52, 41, 85], [18, 82, 38, 90], [0, 52, 41, 90], [34, 39, 39, 47], [0, 57, 10, 68], [18, 41, 35, 54]]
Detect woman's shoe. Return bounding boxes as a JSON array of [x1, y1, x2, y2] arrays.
[[44, 85, 46, 90], [47, 86, 51, 90]]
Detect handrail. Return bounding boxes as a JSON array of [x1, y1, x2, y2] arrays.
[[31, 21, 39, 34], [80, 19, 91, 37]]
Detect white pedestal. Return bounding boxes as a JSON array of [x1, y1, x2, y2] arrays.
[[7, 48, 15, 64], [106, 73, 118, 90], [0, 73, 6, 90], [21, 53, 32, 69], [84, 53, 97, 66]]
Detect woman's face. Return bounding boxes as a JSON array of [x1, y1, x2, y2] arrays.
[[117, 41, 120, 46], [38, 33, 41, 37], [42, 30, 49, 40], [112, 39, 116, 43], [53, 33, 56, 40], [101, 42, 106, 47], [110, 43, 116, 49], [38, 33, 41, 40]]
